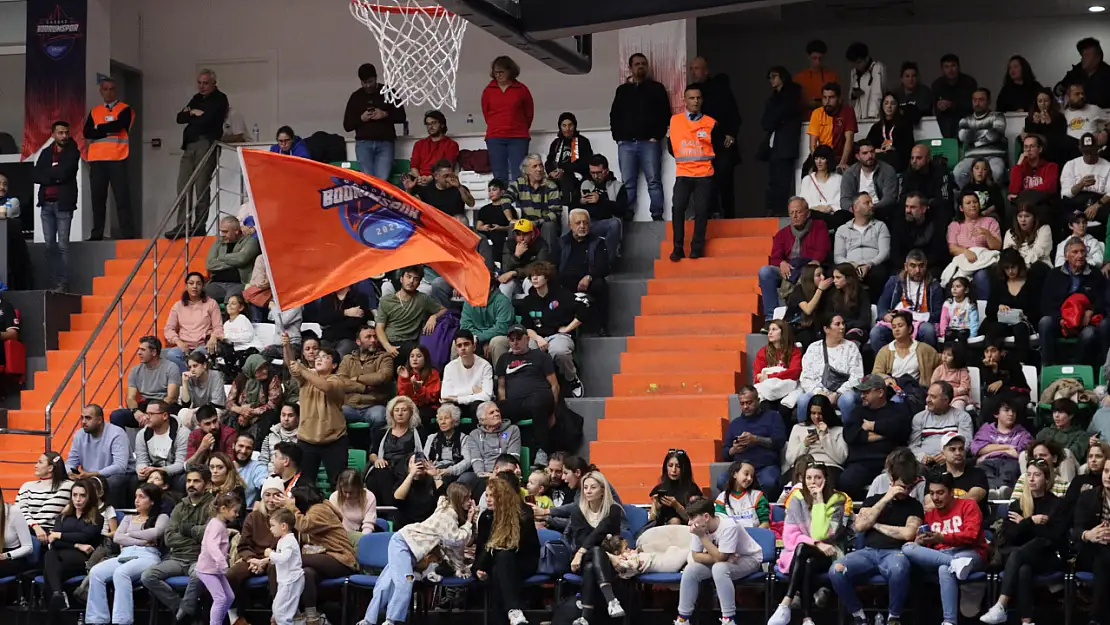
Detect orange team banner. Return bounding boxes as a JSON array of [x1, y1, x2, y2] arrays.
[[239, 150, 489, 310]]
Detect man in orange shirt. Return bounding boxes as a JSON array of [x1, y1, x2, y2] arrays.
[[807, 83, 858, 173], [794, 40, 840, 111], [668, 85, 719, 261]]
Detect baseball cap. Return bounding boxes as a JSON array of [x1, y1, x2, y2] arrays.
[[940, 432, 966, 448], [1082, 132, 1097, 149], [507, 324, 527, 338], [512, 219, 535, 233], [853, 374, 886, 392]]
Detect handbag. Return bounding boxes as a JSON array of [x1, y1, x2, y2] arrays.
[[821, 341, 851, 391], [537, 538, 572, 576], [997, 309, 1023, 326]]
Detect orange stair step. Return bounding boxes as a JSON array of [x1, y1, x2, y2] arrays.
[[612, 371, 740, 396], [646, 277, 758, 295], [634, 313, 753, 336], [620, 350, 743, 373], [603, 395, 732, 420], [658, 237, 771, 258], [598, 416, 727, 440], [666, 218, 780, 238], [603, 463, 712, 486], [639, 294, 759, 316], [654, 256, 765, 279], [625, 334, 746, 352], [591, 439, 719, 467]]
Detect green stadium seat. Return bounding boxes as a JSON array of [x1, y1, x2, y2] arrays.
[[923, 138, 960, 171], [348, 449, 368, 475], [1038, 364, 1095, 410], [520, 447, 531, 480], [389, 159, 412, 187]]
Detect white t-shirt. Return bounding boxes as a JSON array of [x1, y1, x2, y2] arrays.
[[889, 341, 920, 379], [146, 431, 172, 465], [799, 172, 843, 212], [1060, 156, 1110, 197], [690, 514, 762, 560], [1064, 105, 1105, 139], [859, 169, 877, 201]]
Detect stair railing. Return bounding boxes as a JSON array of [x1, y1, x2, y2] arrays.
[[25, 142, 227, 452]]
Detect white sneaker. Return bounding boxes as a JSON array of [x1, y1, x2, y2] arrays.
[[607, 598, 625, 618], [768, 604, 792, 625], [673, 619, 689, 625], [802, 619, 816, 625], [508, 609, 528, 625], [572, 618, 589, 625], [949, 557, 974, 581], [720, 618, 736, 625], [980, 603, 1008, 624]]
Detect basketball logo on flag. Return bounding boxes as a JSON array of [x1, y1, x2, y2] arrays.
[[319, 176, 422, 251]]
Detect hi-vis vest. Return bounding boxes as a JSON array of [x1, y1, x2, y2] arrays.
[[87, 102, 132, 161], [669, 112, 716, 178]]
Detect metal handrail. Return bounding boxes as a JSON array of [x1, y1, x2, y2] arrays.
[[26, 142, 224, 450]]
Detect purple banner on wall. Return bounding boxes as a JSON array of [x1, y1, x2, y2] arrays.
[[22, 0, 87, 159]]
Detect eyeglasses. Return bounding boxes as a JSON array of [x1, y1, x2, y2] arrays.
[[668, 449, 687, 456], [806, 461, 827, 470], [1029, 458, 1051, 469]]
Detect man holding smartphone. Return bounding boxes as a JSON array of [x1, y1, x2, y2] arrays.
[[343, 63, 406, 182]]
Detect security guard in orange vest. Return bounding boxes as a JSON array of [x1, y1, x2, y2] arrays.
[[667, 84, 718, 261], [83, 77, 135, 240]]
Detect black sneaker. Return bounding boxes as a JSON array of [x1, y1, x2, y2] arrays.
[[652, 214, 664, 222], [568, 378, 584, 398], [669, 250, 684, 262], [164, 224, 186, 239], [690, 250, 703, 259]]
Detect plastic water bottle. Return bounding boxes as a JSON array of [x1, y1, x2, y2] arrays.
[[873, 613, 885, 625], [466, 113, 474, 125], [77, 613, 85, 625], [251, 123, 260, 142]]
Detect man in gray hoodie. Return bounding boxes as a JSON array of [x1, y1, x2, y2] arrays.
[[953, 88, 1007, 187], [465, 401, 522, 477], [259, 402, 300, 470]]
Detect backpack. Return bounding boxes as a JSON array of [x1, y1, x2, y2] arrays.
[[304, 131, 347, 164]]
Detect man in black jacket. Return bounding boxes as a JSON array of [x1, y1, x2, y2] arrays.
[[760, 67, 803, 215], [888, 192, 950, 280], [931, 54, 977, 139], [167, 69, 229, 239], [899, 144, 957, 219], [344, 63, 406, 183], [557, 210, 610, 334], [1057, 37, 1110, 109], [32, 120, 80, 292], [576, 154, 628, 256], [839, 375, 912, 499], [610, 53, 671, 221], [1038, 236, 1110, 367], [689, 56, 742, 218]]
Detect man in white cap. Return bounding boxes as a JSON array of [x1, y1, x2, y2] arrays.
[[225, 476, 285, 625], [930, 431, 989, 517]]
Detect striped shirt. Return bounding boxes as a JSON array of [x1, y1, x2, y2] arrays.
[[504, 177, 562, 225], [15, 479, 74, 531]]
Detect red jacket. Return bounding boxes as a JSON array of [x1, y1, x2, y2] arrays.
[[1008, 159, 1059, 195], [410, 136, 460, 176], [398, 369, 442, 408], [481, 80, 534, 140], [753, 345, 802, 380], [768, 219, 831, 266], [924, 498, 987, 560], [186, 424, 237, 461]]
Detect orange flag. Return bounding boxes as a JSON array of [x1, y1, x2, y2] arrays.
[[239, 150, 489, 310]]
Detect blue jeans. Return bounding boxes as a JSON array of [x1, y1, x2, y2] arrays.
[[617, 140, 664, 218], [163, 345, 207, 374], [485, 138, 530, 184], [796, 390, 859, 425], [869, 321, 938, 353], [342, 405, 387, 427], [829, 548, 911, 617], [591, 217, 623, 258], [901, 544, 982, 622], [758, 265, 784, 321], [970, 269, 990, 301], [87, 547, 162, 625], [40, 201, 73, 289], [356, 140, 396, 182], [1039, 315, 1110, 365], [365, 533, 416, 624]]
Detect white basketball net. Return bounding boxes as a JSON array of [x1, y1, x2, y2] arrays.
[[349, 0, 467, 110]]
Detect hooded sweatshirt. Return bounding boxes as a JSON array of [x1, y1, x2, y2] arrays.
[[465, 420, 522, 473], [259, 423, 299, 468]]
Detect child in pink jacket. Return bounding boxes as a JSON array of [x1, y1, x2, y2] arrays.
[[931, 344, 973, 411]]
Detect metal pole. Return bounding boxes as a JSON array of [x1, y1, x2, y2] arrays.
[[81, 358, 87, 410], [44, 405, 51, 451], [153, 237, 160, 320], [116, 303, 124, 406], [184, 193, 192, 266]]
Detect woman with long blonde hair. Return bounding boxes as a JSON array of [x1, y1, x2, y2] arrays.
[[366, 395, 432, 527], [207, 451, 247, 527], [568, 471, 625, 625], [474, 474, 540, 625], [980, 459, 1068, 625]]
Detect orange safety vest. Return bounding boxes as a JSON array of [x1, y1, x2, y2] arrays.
[[669, 112, 716, 178], [87, 101, 132, 161]]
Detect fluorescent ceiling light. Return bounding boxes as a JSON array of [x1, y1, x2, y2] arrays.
[[1091, 5, 1107, 12]]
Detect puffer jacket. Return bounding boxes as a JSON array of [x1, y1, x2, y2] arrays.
[[464, 420, 522, 473]]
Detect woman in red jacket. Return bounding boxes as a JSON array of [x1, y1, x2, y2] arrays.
[[482, 56, 534, 183], [397, 345, 441, 425], [753, 320, 803, 412]]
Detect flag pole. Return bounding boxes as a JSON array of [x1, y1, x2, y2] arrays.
[[237, 147, 283, 312]]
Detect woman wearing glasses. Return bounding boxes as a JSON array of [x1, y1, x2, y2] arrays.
[[648, 449, 701, 526], [784, 394, 848, 487], [979, 458, 1068, 625], [768, 461, 849, 625]]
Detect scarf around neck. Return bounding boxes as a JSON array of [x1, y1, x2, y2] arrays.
[[789, 219, 813, 259]]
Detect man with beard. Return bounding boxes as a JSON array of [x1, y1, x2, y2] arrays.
[[807, 83, 858, 173], [909, 384, 974, 468], [496, 324, 560, 455], [1057, 37, 1110, 109], [889, 193, 951, 280], [225, 476, 285, 625], [141, 466, 215, 623], [545, 452, 573, 507], [338, 326, 394, 426], [871, 249, 945, 351], [375, 265, 446, 366], [898, 145, 956, 221], [931, 54, 977, 139], [929, 432, 989, 518], [688, 56, 741, 219], [839, 140, 898, 222], [232, 433, 267, 507]]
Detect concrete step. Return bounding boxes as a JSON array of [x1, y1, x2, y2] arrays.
[[619, 350, 744, 374], [638, 294, 759, 316], [612, 371, 740, 396], [634, 313, 754, 336]]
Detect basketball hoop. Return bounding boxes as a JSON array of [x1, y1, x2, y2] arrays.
[[349, 0, 468, 110]]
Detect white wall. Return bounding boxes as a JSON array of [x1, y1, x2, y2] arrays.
[[0, 54, 24, 143], [136, 0, 629, 233], [110, 0, 141, 70], [699, 16, 1110, 215]]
